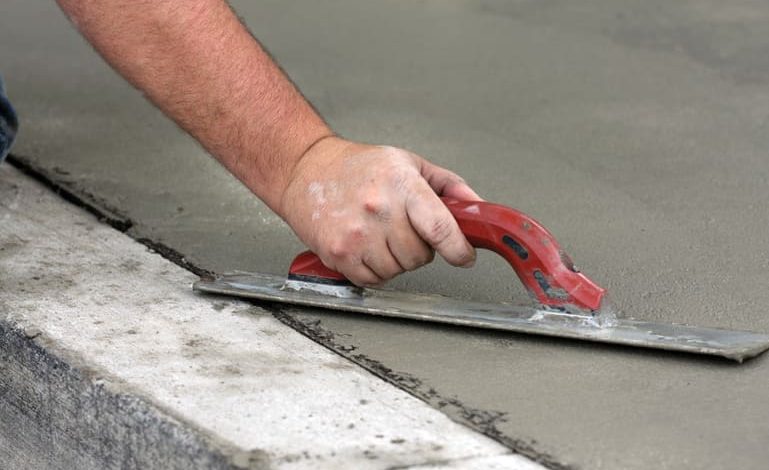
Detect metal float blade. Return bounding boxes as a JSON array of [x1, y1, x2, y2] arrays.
[[194, 272, 769, 362]]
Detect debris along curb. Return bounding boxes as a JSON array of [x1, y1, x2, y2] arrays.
[[0, 164, 543, 469]]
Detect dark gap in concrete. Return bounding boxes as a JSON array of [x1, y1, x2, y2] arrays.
[[135, 238, 214, 279], [7, 154, 134, 232], [272, 309, 573, 470], [4, 152, 571, 470], [384, 452, 513, 470], [6, 154, 213, 279]]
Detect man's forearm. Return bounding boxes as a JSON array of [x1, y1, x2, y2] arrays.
[[56, 0, 481, 284], [56, 0, 332, 211]]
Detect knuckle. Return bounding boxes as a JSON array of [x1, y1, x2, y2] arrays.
[[364, 254, 402, 279], [425, 216, 455, 246], [351, 227, 366, 242], [363, 198, 390, 220], [445, 170, 465, 183], [421, 249, 436, 265], [401, 259, 419, 271], [363, 199, 380, 214], [328, 226, 367, 260], [343, 223, 367, 243], [327, 241, 350, 259], [376, 153, 417, 187], [354, 273, 381, 288], [375, 272, 396, 284], [390, 171, 412, 194], [406, 248, 434, 271], [449, 176, 468, 188], [363, 192, 390, 221], [388, 262, 406, 277]]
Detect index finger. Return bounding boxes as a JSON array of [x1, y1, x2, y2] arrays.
[[404, 181, 476, 268]]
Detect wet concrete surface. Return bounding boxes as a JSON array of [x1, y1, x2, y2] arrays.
[[3, 0, 769, 468]]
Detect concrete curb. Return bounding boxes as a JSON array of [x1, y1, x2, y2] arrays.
[[0, 165, 542, 469], [1, 322, 266, 470]]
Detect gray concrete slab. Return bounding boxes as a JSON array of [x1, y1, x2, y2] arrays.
[[1, 164, 540, 470], [2, 0, 769, 468]]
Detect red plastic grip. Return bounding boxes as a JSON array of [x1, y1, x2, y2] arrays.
[[288, 198, 606, 311], [288, 250, 349, 284]]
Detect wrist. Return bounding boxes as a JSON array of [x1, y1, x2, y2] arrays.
[[274, 130, 337, 208], [240, 121, 334, 213], [275, 134, 353, 221]]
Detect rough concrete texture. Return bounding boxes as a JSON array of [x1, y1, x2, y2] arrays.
[[1, 323, 260, 470], [0, 165, 541, 470], [2, 0, 769, 468]]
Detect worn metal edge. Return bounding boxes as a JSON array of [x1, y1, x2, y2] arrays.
[[194, 273, 769, 363]]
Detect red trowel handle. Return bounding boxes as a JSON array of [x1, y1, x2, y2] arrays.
[[289, 198, 606, 311]]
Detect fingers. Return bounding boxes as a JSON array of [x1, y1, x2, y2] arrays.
[[442, 180, 483, 202], [420, 160, 483, 201], [293, 146, 479, 286], [326, 254, 383, 287], [405, 182, 476, 268], [321, 230, 386, 286], [323, 211, 434, 284], [323, 249, 401, 287], [361, 244, 404, 283], [386, 216, 435, 271], [321, 228, 400, 286], [335, 219, 435, 283]]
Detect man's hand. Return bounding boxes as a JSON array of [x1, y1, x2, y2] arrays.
[[280, 137, 482, 286], [56, 0, 480, 284]]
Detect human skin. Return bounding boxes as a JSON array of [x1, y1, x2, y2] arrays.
[[55, 0, 481, 286]]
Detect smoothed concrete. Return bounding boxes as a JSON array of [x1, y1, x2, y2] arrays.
[[2, 0, 769, 468], [0, 165, 538, 469]]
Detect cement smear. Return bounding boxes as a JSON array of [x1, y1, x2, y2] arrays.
[[3, 0, 769, 468]]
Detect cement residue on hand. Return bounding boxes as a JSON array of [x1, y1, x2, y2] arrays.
[[308, 181, 326, 221]]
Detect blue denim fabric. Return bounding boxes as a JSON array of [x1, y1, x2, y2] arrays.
[[0, 76, 19, 163]]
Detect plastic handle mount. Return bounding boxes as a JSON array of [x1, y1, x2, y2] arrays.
[[288, 198, 606, 311]]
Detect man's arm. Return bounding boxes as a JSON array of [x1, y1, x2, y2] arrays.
[[56, 0, 328, 211], [56, 0, 481, 286]]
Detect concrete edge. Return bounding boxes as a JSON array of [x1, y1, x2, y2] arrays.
[[6, 151, 572, 470], [0, 163, 545, 469], [1, 321, 268, 470]]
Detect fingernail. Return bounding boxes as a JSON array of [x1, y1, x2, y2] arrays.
[[462, 258, 476, 268]]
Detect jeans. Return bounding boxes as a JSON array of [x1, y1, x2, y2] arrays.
[[0, 76, 18, 163]]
